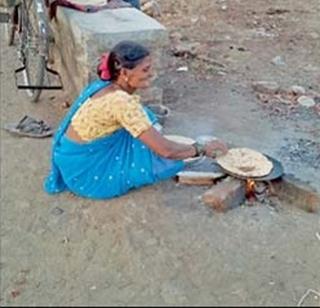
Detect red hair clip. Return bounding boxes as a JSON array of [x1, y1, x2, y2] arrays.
[[98, 52, 111, 80]]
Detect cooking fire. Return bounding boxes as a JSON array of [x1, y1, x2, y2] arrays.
[[246, 179, 269, 202]]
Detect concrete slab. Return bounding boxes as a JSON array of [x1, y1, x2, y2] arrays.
[[51, 6, 168, 95]]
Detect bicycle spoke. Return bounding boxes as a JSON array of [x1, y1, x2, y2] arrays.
[[16, 0, 48, 101]]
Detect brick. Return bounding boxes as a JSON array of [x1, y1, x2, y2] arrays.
[[202, 178, 246, 212]]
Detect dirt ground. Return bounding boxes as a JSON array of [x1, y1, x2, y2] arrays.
[[1, 0, 320, 306]]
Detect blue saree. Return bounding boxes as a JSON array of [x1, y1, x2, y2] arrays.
[[44, 79, 184, 199]]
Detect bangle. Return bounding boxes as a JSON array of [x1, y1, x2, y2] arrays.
[[192, 142, 205, 157]]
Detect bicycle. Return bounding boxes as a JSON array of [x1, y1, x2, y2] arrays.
[[6, 0, 63, 102], [3, 0, 140, 102]]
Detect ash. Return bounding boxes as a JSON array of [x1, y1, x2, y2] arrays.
[[278, 138, 320, 170]]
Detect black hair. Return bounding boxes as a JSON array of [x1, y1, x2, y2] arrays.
[[98, 41, 150, 81]]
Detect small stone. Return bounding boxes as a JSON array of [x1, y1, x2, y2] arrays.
[[176, 66, 189, 72], [256, 93, 270, 103], [141, 0, 161, 17], [314, 94, 320, 102], [271, 55, 286, 66], [290, 85, 306, 95], [62, 236, 69, 244], [237, 47, 246, 52], [252, 81, 280, 94], [297, 96, 316, 108], [50, 207, 64, 216], [11, 290, 21, 298], [217, 71, 227, 76], [62, 101, 71, 108], [191, 16, 199, 23], [266, 8, 290, 15], [171, 42, 201, 58]]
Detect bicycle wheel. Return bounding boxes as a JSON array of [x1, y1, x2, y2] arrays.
[[17, 0, 48, 102]]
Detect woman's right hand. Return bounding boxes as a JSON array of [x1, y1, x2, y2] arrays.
[[203, 140, 229, 158]]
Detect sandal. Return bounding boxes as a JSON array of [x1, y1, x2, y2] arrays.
[[3, 115, 54, 138]]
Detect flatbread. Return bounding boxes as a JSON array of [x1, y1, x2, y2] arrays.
[[216, 148, 273, 177]]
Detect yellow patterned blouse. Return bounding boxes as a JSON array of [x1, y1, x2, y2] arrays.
[[71, 90, 152, 141]]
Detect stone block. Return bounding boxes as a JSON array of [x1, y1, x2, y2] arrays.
[[270, 175, 320, 213], [51, 5, 168, 97], [252, 81, 280, 94]]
